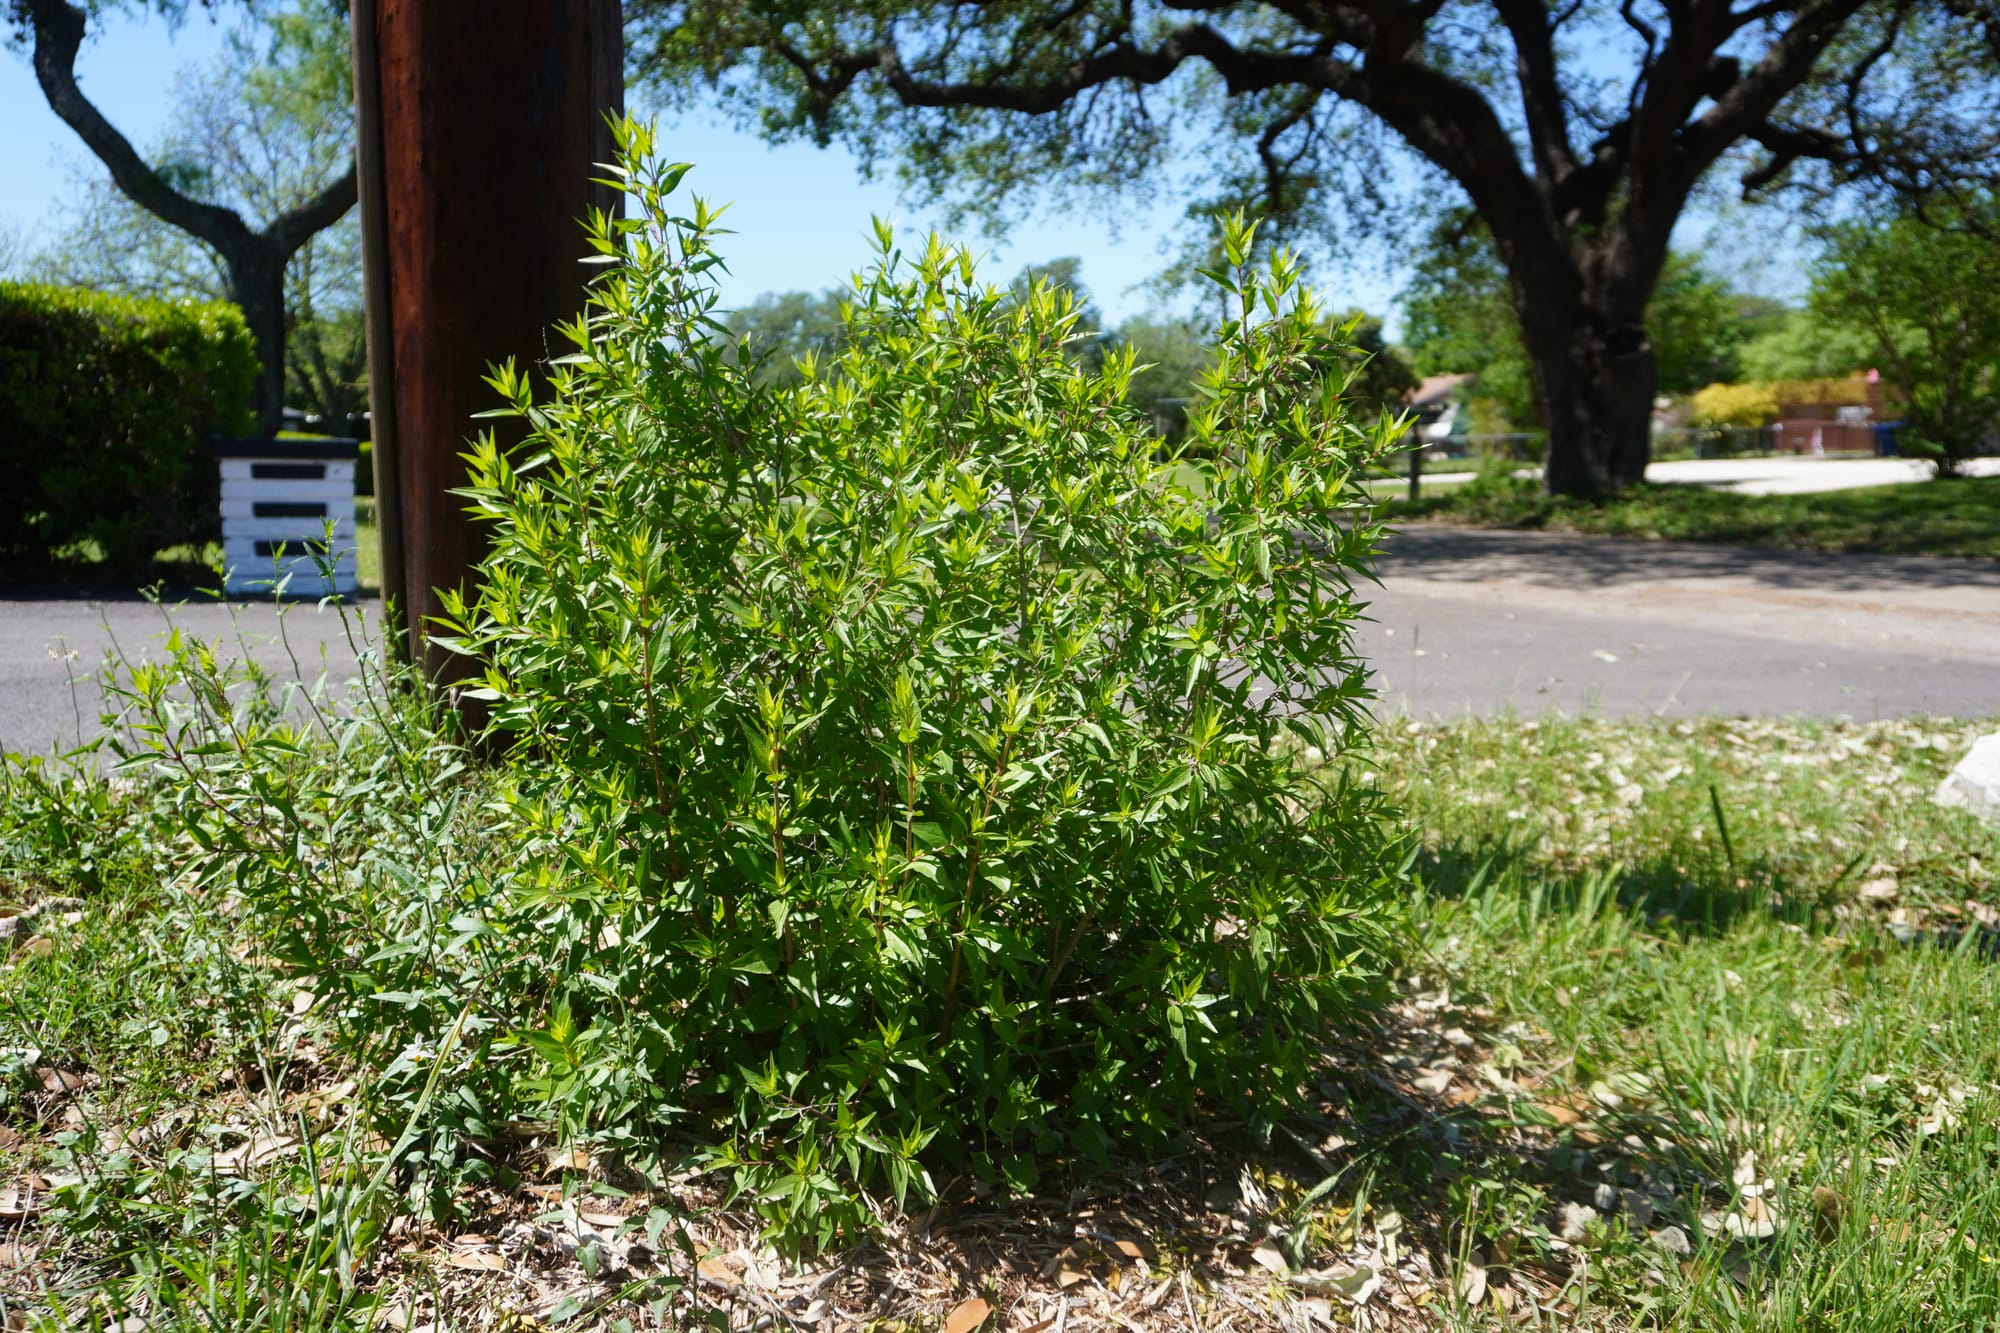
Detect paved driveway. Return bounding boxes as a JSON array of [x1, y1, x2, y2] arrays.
[[1644, 455, 2000, 495], [3, 524, 1995, 754], [1410, 455, 2000, 496]]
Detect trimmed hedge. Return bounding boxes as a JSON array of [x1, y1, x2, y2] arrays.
[[0, 282, 256, 566]]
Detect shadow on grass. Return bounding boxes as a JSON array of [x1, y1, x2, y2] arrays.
[[1415, 829, 1835, 940]]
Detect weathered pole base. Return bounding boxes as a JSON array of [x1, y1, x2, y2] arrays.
[[355, 0, 621, 682]]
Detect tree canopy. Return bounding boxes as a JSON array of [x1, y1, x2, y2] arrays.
[[630, 0, 2000, 496]]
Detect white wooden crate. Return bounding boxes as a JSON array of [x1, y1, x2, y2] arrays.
[[210, 439, 362, 597]]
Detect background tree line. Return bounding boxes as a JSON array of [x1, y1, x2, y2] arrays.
[[7, 0, 1999, 479]]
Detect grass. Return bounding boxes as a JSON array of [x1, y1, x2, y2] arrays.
[[1379, 714, 2000, 1329], [2, 622, 1997, 1328], [352, 495, 380, 594], [1382, 470, 2000, 560]]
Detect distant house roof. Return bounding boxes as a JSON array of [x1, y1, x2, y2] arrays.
[[1408, 373, 1475, 409]]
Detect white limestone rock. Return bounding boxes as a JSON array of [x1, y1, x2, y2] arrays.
[[1936, 733, 2000, 821]]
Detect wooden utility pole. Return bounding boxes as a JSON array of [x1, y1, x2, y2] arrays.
[[351, 0, 621, 674]]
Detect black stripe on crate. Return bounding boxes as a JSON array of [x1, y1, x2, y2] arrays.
[[250, 463, 326, 481], [253, 501, 329, 518], [252, 539, 335, 557], [206, 436, 360, 460]]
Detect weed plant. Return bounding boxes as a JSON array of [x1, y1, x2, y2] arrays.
[[0, 598, 513, 1327]]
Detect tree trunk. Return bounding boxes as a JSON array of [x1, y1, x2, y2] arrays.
[[228, 245, 291, 436], [1521, 297, 1656, 499]]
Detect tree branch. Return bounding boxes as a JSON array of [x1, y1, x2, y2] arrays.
[[23, 0, 254, 259], [266, 165, 359, 258], [1494, 0, 1581, 185], [767, 9, 1569, 295], [1679, 0, 1873, 187], [1739, 120, 1849, 192]]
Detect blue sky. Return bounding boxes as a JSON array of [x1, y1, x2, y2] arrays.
[[0, 10, 1407, 327], [1, 11, 1803, 329]]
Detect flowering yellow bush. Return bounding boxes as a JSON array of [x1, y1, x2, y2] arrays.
[[1690, 380, 1781, 428]]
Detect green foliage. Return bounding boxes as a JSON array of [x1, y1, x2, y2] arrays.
[[27, 0, 361, 424], [0, 280, 255, 565], [721, 286, 851, 385], [1647, 254, 1753, 396], [1315, 308, 1417, 418], [726, 259, 1111, 392], [7, 653, 2000, 1323], [1402, 222, 1760, 418], [418, 125, 1403, 1243], [1735, 307, 1875, 383], [1110, 313, 1213, 437], [1689, 380, 1783, 429], [1811, 200, 2000, 474], [1398, 221, 1541, 431], [0, 607, 597, 1329]]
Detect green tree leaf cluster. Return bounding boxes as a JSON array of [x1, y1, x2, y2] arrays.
[[410, 125, 1404, 1244], [1809, 201, 2000, 474], [1735, 309, 1875, 384]]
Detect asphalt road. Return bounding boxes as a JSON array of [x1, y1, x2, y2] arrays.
[[0, 595, 381, 755], [1359, 526, 2000, 720], [3, 525, 1996, 754]]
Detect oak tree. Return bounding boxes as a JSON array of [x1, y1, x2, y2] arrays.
[[631, 0, 2000, 495]]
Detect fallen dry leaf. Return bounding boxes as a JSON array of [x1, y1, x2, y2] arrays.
[[34, 1067, 85, 1094], [1411, 1066, 1456, 1096], [1725, 1195, 1780, 1241], [0, 1180, 43, 1220], [1459, 1261, 1488, 1307], [1376, 1209, 1404, 1265], [1290, 1265, 1380, 1305], [214, 1132, 299, 1172], [1250, 1241, 1290, 1274], [732, 1247, 781, 1291], [543, 1145, 592, 1176], [943, 1296, 993, 1333], [1043, 1243, 1102, 1289], [1537, 1093, 1590, 1126], [696, 1257, 741, 1286]]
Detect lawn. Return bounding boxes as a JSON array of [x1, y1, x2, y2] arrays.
[[1381, 471, 2000, 560], [3, 630, 1995, 1332]]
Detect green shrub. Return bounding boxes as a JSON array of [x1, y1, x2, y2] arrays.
[[200, 123, 1402, 1246], [0, 281, 256, 566]]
